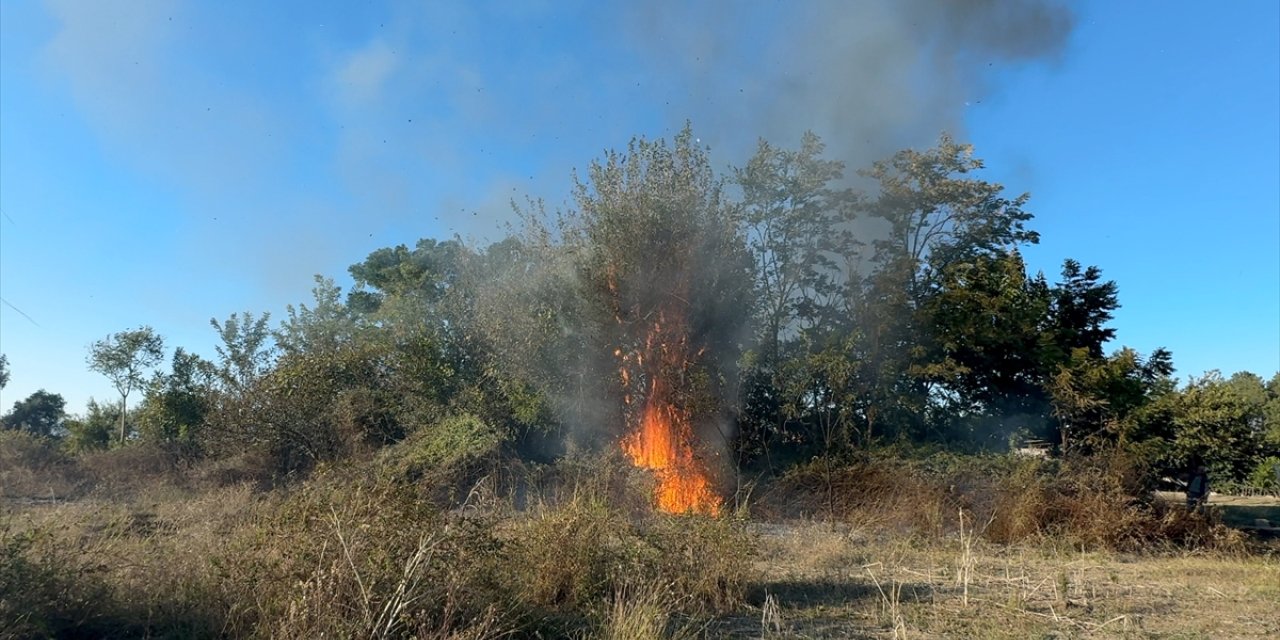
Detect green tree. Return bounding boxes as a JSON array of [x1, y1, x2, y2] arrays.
[[347, 238, 466, 312], [736, 132, 856, 361], [922, 250, 1054, 440], [1265, 373, 1280, 450], [1, 390, 66, 437], [210, 312, 274, 393], [137, 348, 215, 451], [535, 125, 755, 455], [860, 133, 1038, 297], [276, 276, 361, 357], [1047, 346, 1174, 453], [0, 354, 9, 390], [64, 398, 118, 453], [732, 133, 862, 466], [87, 326, 165, 445], [1047, 259, 1118, 360], [840, 134, 1041, 445], [1166, 372, 1268, 481]]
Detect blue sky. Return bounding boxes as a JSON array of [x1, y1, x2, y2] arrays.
[[1, 0, 1277, 414]]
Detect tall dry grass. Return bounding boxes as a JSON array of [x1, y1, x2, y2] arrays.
[[2, 453, 757, 639]]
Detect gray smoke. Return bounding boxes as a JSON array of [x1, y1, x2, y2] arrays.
[[624, 0, 1074, 167]]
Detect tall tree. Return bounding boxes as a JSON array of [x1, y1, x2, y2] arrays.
[[1, 390, 66, 437], [556, 125, 755, 454], [276, 276, 360, 357], [1048, 259, 1119, 360], [210, 312, 274, 393], [838, 135, 1040, 444], [736, 132, 857, 361], [138, 348, 215, 450], [860, 133, 1038, 298], [0, 354, 9, 390], [923, 250, 1054, 437], [347, 238, 466, 312], [87, 327, 165, 445]]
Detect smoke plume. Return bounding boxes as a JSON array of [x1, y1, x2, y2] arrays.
[[625, 0, 1074, 167]]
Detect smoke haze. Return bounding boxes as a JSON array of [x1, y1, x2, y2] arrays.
[[2, 0, 1076, 412], [625, 0, 1074, 168]]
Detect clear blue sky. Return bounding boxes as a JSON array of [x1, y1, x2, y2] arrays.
[[2, 0, 1277, 414]]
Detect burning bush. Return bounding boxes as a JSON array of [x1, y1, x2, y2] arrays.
[[557, 127, 754, 515]]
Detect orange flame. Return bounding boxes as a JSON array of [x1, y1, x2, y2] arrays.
[[616, 308, 722, 516], [622, 378, 721, 516]]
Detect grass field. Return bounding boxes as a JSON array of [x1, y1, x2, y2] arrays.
[[720, 521, 1279, 639], [4, 480, 1278, 639]]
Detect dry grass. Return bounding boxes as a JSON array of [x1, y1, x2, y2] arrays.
[[1, 457, 756, 639], [726, 520, 1279, 639], [2, 449, 1276, 639]]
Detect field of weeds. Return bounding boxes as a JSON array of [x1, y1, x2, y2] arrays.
[[2, 444, 1278, 639], [725, 521, 1278, 638]]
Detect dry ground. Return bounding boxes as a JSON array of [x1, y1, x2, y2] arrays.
[[3, 488, 1278, 639], [715, 521, 1279, 639]]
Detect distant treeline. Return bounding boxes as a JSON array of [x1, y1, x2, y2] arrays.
[[3, 127, 1277, 486]]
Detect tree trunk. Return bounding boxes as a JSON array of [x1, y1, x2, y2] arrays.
[[119, 394, 128, 445]]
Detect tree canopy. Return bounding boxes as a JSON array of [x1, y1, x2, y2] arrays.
[[30, 129, 1273, 488]]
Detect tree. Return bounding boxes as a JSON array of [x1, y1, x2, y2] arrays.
[[64, 398, 118, 453], [0, 354, 9, 390], [210, 312, 274, 393], [87, 327, 165, 445], [860, 133, 1038, 298], [276, 277, 360, 357], [137, 348, 215, 450], [1047, 346, 1174, 453], [1165, 372, 1268, 481], [347, 238, 466, 312], [922, 250, 1054, 440], [732, 133, 861, 465], [829, 134, 1041, 446], [1048, 259, 1118, 360], [2, 390, 66, 437], [1265, 373, 1280, 450], [736, 132, 857, 362]]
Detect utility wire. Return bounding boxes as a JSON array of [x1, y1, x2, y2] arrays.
[[0, 297, 39, 327]]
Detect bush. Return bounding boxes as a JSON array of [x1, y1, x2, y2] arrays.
[[757, 450, 1244, 552], [985, 453, 1245, 551], [0, 524, 111, 639], [758, 456, 948, 534], [77, 443, 182, 495], [213, 469, 517, 638], [502, 473, 755, 627], [1247, 457, 1280, 490], [377, 413, 509, 506], [0, 431, 84, 499]]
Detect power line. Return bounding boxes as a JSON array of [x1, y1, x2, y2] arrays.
[[0, 297, 39, 327]]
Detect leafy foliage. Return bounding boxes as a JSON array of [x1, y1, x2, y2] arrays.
[[87, 327, 165, 444], [52, 128, 1276, 493], [2, 390, 67, 438]]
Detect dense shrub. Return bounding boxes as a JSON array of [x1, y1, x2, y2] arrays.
[[0, 431, 85, 498], [217, 472, 514, 638], [1247, 456, 1280, 490], [756, 450, 1246, 552]]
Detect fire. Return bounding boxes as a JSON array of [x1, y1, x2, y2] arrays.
[[617, 310, 722, 516], [622, 377, 722, 516]]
